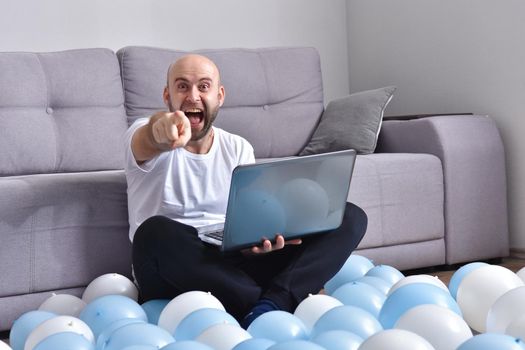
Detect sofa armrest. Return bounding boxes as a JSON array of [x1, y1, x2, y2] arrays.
[[376, 114, 509, 264]]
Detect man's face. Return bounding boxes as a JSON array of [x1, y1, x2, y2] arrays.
[[164, 55, 225, 141]]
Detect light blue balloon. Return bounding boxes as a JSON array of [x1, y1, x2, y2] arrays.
[[141, 299, 170, 324], [457, 333, 525, 350], [311, 330, 363, 350], [120, 346, 158, 350], [232, 338, 276, 350], [103, 323, 174, 350], [9, 310, 56, 350], [310, 305, 382, 340], [354, 276, 392, 295], [364, 264, 404, 286], [449, 262, 488, 299], [79, 295, 147, 338], [33, 332, 94, 350], [96, 318, 146, 349], [379, 283, 462, 329], [175, 308, 239, 340], [324, 254, 374, 295], [247, 310, 308, 343], [331, 281, 386, 318], [160, 341, 214, 350], [267, 340, 325, 350]]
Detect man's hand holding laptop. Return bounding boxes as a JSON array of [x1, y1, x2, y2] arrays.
[[242, 234, 302, 256]]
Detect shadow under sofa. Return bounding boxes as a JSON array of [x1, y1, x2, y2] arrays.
[[0, 46, 509, 331]]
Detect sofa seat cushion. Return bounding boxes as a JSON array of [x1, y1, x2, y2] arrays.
[[0, 170, 131, 297], [349, 153, 444, 249]]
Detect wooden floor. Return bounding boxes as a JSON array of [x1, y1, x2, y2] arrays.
[[403, 257, 525, 286]]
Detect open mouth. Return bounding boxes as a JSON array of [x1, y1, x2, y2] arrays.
[[184, 108, 204, 127]]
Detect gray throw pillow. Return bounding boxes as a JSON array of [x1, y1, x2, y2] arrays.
[[299, 86, 396, 155]]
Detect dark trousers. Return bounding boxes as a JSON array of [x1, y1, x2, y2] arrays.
[[132, 202, 367, 321]]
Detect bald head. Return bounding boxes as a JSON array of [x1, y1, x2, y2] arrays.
[[162, 54, 225, 143], [166, 54, 221, 88]]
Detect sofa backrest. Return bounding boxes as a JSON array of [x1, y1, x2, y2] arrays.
[[0, 48, 128, 176], [117, 46, 324, 158]]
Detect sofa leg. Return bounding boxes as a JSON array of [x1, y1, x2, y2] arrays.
[[0, 330, 9, 343]]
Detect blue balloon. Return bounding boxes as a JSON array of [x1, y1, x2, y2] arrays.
[[331, 281, 386, 318], [79, 295, 147, 338], [160, 341, 214, 350], [457, 333, 525, 350], [379, 283, 462, 329], [354, 276, 392, 295], [103, 322, 174, 350], [247, 310, 308, 343], [141, 299, 170, 324], [449, 262, 488, 299], [364, 264, 404, 286], [324, 254, 374, 294], [9, 310, 56, 350], [175, 308, 239, 340], [96, 318, 146, 349], [311, 330, 363, 350], [33, 332, 94, 350], [310, 305, 382, 340], [232, 338, 276, 350], [267, 340, 325, 350]]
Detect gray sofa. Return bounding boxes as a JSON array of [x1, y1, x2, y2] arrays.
[[0, 46, 509, 331]]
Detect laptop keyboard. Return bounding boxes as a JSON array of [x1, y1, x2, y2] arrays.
[[204, 229, 224, 241]]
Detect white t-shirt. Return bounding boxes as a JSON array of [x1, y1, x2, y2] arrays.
[[124, 118, 255, 241]]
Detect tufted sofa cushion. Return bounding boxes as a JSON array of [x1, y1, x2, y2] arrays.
[[0, 48, 128, 176], [117, 46, 324, 158]]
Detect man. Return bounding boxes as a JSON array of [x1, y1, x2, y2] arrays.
[[124, 54, 368, 328]]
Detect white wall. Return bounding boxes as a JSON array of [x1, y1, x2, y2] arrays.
[[346, 0, 525, 251], [0, 0, 349, 103]]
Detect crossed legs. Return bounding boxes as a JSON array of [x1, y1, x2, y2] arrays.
[[132, 202, 368, 321]]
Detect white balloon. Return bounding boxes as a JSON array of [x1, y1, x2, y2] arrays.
[[82, 273, 138, 303], [24, 316, 94, 350], [293, 294, 343, 332], [457, 265, 524, 333], [158, 291, 225, 335], [505, 313, 525, 340], [196, 323, 251, 350], [395, 304, 472, 350], [388, 274, 449, 296], [0, 341, 11, 350], [359, 329, 436, 350], [486, 286, 525, 333], [517, 267, 525, 283], [38, 293, 86, 317]]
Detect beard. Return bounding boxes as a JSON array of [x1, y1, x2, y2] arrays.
[[190, 104, 219, 141]]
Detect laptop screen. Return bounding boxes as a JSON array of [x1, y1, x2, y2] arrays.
[[221, 149, 356, 251]]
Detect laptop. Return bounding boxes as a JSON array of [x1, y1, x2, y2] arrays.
[[198, 149, 357, 252]]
